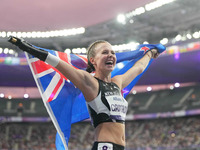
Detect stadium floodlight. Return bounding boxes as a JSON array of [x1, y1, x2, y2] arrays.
[[1, 27, 85, 39], [72, 48, 82, 54], [64, 49, 71, 54], [174, 82, 180, 88], [160, 38, 168, 45], [81, 48, 87, 54], [21, 32, 27, 38], [0, 93, 4, 98], [170, 85, 174, 90], [117, 14, 126, 24], [186, 34, 192, 39], [24, 94, 29, 99], [193, 32, 200, 39], [132, 90, 137, 95], [4, 48, 9, 54], [147, 86, 152, 91], [134, 7, 145, 15], [8, 95, 12, 99], [8, 49, 14, 54], [129, 19, 134, 24], [0, 31, 6, 38], [17, 32, 22, 38], [7, 32, 12, 37], [175, 34, 182, 41], [143, 41, 149, 44]]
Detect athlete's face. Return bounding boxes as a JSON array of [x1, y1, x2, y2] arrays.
[[90, 42, 116, 72]]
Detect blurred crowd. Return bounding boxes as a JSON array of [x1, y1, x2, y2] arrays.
[[0, 123, 56, 150], [125, 116, 200, 150], [1, 116, 200, 150]]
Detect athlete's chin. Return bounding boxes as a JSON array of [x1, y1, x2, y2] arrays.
[[102, 64, 114, 72], [105, 67, 114, 72]]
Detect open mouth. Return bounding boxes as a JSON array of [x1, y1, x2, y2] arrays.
[[105, 61, 114, 66]]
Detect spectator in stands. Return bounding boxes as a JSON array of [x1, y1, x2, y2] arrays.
[[17, 102, 24, 116], [132, 100, 140, 108], [191, 94, 197, 101], [9, 37, 160, 150], [187, 94, 197, 104]]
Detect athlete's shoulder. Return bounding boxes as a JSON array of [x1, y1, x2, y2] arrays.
[[111, 75, 123, 90]]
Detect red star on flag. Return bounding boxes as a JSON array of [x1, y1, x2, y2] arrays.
[[140, 46, 150, 54]]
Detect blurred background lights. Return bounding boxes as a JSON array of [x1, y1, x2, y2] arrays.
[[174, 52, 180, 60], [132, 90, 137, 95], [171, 132, 176, 138], [143, 41, 149, 44], [0, 27, 85, 39], [117, 63, 124, 69], [117, 14, 126, 24], [134, 7, 145, 15], [175, 34, 182, 41], [174, 82, 180, 88], [64, 49, 71, 54], [147, 86, 152, 91], [170, 85, 174, 90], [1, 31, 6, 38], [9, 49, 14, 54], [24, 94, 29, 98], [81, 48, 87, 53], [186, 34, 192, 39], [0, 93, 5, 98], [4, 48, 9, 54], [129, 19, 134, 24], [8, 95, 12, 99], [160, 38, 168, 45], [193, 32, 200, 39]]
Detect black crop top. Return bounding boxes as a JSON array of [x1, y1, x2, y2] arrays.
[[87, 78, 128, 128]]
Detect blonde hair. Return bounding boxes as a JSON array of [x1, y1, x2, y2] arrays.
[[86, 40, 108, 73]]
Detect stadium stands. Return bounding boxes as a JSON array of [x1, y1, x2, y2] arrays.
[[0, 84, 200, 149], [0, 116, 200, 150], [1, 84, 200, 117], [126, 84, 200, 114]]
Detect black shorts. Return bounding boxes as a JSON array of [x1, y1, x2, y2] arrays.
[[91, 141, 125, 150]]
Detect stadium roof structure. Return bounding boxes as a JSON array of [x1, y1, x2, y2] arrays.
[[0, 0, 199, 49], [0, 0, 200, 87]]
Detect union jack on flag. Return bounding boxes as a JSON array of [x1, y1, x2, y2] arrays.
[[25, 44, 165, 150], [26, 48, 90, 150]]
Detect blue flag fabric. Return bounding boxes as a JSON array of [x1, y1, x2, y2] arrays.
[[25, 44, 165, 150]]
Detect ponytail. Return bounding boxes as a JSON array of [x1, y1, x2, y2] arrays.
[[86, 61, 95, 73]]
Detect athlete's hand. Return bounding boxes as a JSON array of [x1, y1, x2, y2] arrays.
[[8, 36, 25, 47], [151, 49, 159, 59], [8, 36, 48, 61]]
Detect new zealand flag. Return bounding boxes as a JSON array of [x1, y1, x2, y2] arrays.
[[25, 44, 165, 150]]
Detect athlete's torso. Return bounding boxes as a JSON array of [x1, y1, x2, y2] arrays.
[[87, 78, 128, 128]]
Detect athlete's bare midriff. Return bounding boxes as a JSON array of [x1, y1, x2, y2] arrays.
[[94, 122, 125, 146]]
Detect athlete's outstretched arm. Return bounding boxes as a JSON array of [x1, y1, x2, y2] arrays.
[[113, 50, 158, 90], [8, 36, 96, 94]]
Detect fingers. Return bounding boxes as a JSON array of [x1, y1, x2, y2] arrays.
[[151, 49, 159, 59], [153, 53, 159, 59]]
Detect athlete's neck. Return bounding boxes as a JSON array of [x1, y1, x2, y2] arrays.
[[94, 73, 111, 83]]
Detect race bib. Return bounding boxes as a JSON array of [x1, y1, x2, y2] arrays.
[[106, 95, 128, 120], [98, 143, 113, 150]]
